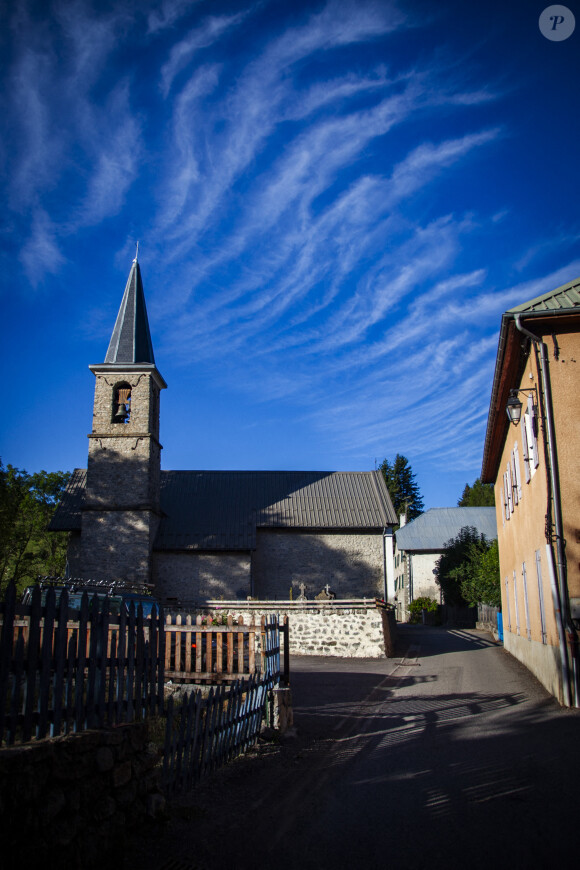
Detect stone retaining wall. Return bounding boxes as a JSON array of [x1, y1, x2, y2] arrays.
[[206, 600, 396, 658], [0, 722, 164, 868]]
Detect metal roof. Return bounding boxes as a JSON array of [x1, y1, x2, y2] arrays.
[[507, 275, 580, 315], [395, 507, 497, 553], [104, 258, 156, 365], [51, 469, 397, 550], [481, 274, 580, 482]]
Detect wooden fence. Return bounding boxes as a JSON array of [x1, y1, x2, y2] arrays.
[[0, 581, 165, 746], [162, 673, 270, 795], [164, 613, 288, 684]]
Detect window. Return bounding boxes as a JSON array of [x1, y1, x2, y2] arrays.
[[535, 550, 547, 644], [513, 569, 520, 636], [522, 562, 531, 640], [112, 382, 131, 424], [504, 577, 511, 631], [522, 395, 539, 481]]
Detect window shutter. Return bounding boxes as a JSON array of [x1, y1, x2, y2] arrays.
[[513, 568, 520, 636], [528, 395, 539, 469], [521, 416, 531, 483], [535, 550, 547, 644], [500, 485, 505, 527], [503, 472, 510, 521], [510, 451, 519, 505], [506, 461, 514, 513], [513, 441, 523, 500], [522, 562, 531, 640], [504, 577, 511, 631]]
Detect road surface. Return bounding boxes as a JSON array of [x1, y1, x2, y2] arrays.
[[130, 625, 580, 870]]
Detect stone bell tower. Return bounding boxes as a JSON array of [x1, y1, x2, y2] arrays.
[[80, 254, 167, 585]]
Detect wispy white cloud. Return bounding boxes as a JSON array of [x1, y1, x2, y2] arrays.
[[19, 209, 65, 286], [160, 11, 250, 97], [147, 0, 203, 34]]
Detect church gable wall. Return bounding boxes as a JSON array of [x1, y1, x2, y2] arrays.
[[252, 530, 385, 600]]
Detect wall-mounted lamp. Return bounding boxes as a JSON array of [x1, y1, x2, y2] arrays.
[[506, 390, 523, 425], [506, 387, 538, 426]]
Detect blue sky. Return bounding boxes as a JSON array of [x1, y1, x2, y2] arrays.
[[1, 0, 579, 509]]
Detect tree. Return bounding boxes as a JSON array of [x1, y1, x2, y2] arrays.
[[0, 460, 70, 595], [458, 477, 495, 507], [434, 525, 500, 607], [379, 454, 424, 521]]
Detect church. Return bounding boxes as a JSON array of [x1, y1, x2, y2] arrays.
[[51, 256, 397, 606]]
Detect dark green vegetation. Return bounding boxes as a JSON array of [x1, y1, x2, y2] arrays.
[[0, 460, 70, 595], [457, 477, 495, 507], [408, 596, 439, 624], [379, 454, 424, 521], [434, 526, 500, 608]]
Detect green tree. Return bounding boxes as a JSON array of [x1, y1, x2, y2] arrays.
[[434, 526, 499, 607], [0, 460, 70, 595], [379, 454, 424, 521], [458, 477, 495, 507], [461, 539, 501, 607]]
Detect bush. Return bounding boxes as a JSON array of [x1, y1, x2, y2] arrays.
[[408, 596, 438, 624]]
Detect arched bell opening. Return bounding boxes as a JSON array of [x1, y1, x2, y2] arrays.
[[112, 381, 132, 424]]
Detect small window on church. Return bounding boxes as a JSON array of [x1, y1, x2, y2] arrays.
[[112, 382, 131, 424]]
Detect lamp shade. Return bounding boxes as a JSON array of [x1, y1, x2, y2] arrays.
[[506, 391, 523, 425]]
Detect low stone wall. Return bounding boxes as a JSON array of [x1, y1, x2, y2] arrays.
[[205, 600, 396, 658], [0, 722, 164, 868]]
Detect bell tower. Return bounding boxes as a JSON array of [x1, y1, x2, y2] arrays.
[[80, 253, 167, 584]]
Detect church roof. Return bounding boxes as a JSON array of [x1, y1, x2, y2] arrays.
[[104, 258, 156, 365], [395, 506, 497, 553], [50, 469, 397, 550]]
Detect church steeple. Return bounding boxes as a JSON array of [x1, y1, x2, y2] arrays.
[[80, 254, 167, 585], [105, 255, 155, 365]]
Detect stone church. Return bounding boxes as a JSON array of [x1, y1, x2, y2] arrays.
[[51, 257, 397, 605]]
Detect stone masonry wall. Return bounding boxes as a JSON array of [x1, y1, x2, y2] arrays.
[[0, 722, 164, 869], [204, 602, 394, 658], [252, 530, 386, 600], [153, 551, 251, 605]]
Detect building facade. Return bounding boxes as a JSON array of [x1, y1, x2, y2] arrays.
[[52, 258, 397, 604], [481, 276, 580, 706], [393, 507, 497, 622]]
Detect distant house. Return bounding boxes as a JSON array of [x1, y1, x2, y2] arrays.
[[393, 507, 497, 622], [481, 276, 580, 706], [50, 256, 397, 605]]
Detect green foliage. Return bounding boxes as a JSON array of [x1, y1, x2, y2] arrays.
[[408, 596, 438, 624], [460, 539, 501, 608], [379, 454, 424, 521], [458, 478, 495, 507], [0, 460, 71, 596], [434, 526, 500, 607]]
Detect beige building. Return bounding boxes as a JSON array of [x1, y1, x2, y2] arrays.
[[481, 276, 580, 706], [51, 257, 397, 604]]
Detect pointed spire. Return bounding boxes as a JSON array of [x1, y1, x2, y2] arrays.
[[105, 256, 156, 365]]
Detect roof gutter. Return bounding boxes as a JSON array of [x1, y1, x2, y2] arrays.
[[514, 314, 579, 707]]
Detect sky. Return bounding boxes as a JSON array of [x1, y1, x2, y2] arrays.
[[1, 0, 580, 510]]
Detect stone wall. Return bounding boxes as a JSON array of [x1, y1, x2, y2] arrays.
[[153, 551, 251, 605], [205, 600, 395, 658], [0, 722, 164, 868], [252, 529, 386, 600]]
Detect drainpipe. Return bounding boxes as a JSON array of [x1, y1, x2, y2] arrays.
[[514, 314, 578, 707]]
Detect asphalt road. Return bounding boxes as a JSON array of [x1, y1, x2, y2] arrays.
[[131, 625, 580, 870]]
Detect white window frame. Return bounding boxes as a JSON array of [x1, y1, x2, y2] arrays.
[[504, 576, 511, 631]]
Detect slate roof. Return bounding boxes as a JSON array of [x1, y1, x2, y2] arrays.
[[51, 469, 397, 551], [105, 258, 156, 365], [395, 507, 497, 553]]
